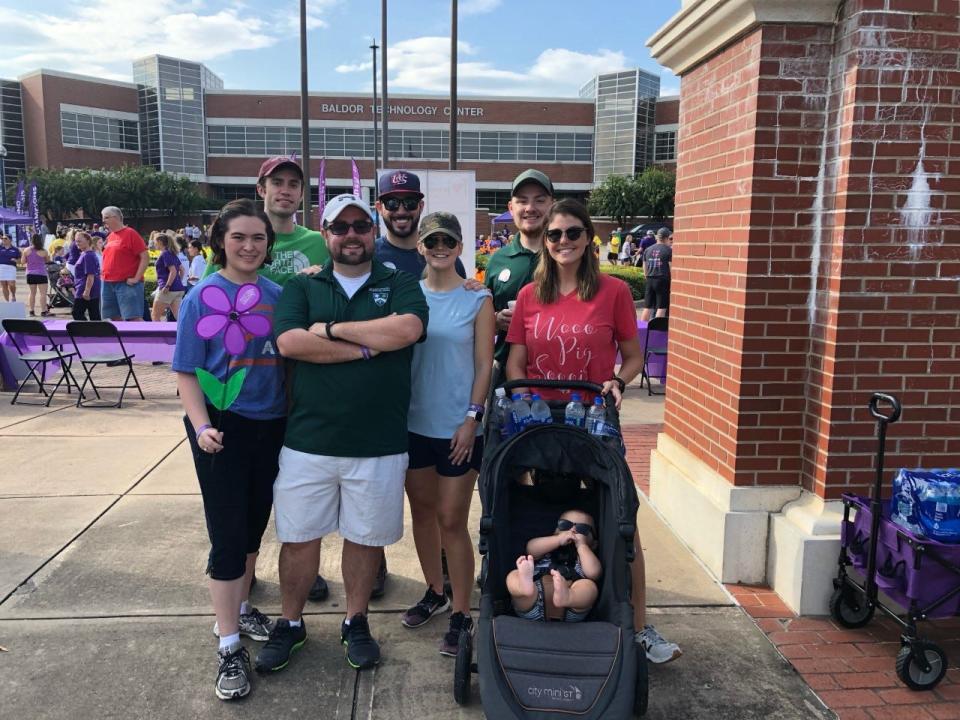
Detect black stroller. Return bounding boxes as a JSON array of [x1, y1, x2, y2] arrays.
[[454, 379, 647, 718], [46, 261, 74, 308]]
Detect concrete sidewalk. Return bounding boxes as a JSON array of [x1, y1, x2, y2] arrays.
[[0, 371, 832, 718]]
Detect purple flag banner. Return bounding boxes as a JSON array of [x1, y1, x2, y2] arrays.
[[318, 158, 327, 218], [351, 159, 361, 197], [13, 181, 26, 245], [29, 181, 40, 233]]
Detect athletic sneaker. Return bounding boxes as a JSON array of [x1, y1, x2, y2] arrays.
[[308, 574, 330, 602], [370, 554, 388, 600], [439, 612, 474, 657], [401, 586, 451, 628], [636, 624, 682, 664], [215, 646, 252, 701], [213, 607, 274, 642], [341, 613, 381, 670], [254, 618, 307, 673]]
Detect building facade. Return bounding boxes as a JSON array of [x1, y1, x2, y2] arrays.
[[3, 56, 678, 211]]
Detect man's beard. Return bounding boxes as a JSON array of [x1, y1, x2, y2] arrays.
[[334, 246, 374, 265], [383, 211, 421, 239]]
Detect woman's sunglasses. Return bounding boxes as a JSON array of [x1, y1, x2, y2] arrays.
[[382, 197, 420, 212], [556, 519, 594, 537], [545, 226, 586, 243], [421, 235, 459, 250]]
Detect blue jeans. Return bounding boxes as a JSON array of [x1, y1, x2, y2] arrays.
[[101, 280, 144, 320]]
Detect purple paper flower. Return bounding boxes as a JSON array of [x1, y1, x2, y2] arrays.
[[196, 283, 271, 355]]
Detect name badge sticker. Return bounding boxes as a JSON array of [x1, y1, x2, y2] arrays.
[[498, 268, 511, 283]]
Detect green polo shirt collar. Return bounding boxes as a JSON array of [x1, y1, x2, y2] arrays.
[[312, 259, 393, 294], [503, 233, 537, 257]]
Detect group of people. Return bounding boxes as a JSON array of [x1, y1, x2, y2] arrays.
[[173, 157, 682, 702]]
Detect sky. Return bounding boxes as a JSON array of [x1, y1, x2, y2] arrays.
[[0, 0, 681, 97]]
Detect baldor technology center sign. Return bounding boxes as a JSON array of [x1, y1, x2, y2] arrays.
[[320, 103, 485, 117]]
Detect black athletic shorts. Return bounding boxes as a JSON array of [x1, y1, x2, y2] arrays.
[[185, 410, 286, 581], [26, 275, 48, 285], [644, 277, 671, 311], [408, 431, 483, 477]]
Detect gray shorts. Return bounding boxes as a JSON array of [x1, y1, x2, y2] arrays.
[[273, 446, 408, 546]]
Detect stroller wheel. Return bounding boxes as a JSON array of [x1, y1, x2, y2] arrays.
[[896, 642, 947, 691], [634, 642, 649, 717], [829, 585, 875, 629], [453, 629, 473, 705]]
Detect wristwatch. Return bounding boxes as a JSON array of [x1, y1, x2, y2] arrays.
[[466, 403, 485, 422]]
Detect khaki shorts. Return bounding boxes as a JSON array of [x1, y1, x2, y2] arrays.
[[156, 288, 184, 305], [273, 446, 408, 546]]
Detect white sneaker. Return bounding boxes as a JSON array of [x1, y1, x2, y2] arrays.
[[636, 625, 682, 664]]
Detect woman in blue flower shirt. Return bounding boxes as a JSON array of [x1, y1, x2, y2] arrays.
[[173, 199, 285, 701]]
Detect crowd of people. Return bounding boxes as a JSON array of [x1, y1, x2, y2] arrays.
[[166, 157, 681, 702]]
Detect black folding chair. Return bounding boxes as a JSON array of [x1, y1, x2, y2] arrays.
[[66, 321, 145, 408], [2, 318, 80, 406], [640, 316, 669, 396]]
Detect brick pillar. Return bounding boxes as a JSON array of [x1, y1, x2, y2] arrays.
[[649, 0, 960, 613]]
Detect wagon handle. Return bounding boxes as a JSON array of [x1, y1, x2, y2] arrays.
[[868, 393, 901, 424]]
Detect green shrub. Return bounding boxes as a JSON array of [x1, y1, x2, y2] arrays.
[[475, 253, 489, 271], [601, 265, 645, 301], [144, 279, 158, 303]]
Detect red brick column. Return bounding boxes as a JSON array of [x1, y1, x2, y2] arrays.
[[648, 0, 960, 609]]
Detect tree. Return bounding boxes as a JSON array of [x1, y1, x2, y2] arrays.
[[586, 174, 642, 228], [635, 167, 675, 220]]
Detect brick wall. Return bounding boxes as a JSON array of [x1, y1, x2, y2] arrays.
[[665, 0, 960, 497]]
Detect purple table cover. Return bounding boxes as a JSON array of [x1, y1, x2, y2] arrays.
[[0, 320, 177, 391]]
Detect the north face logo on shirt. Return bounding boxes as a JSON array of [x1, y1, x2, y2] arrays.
[[370, 287, 390, 306]]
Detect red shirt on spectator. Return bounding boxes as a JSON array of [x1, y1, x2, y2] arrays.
[[101, 226, 147, 282], [506, 273, 637, 400]]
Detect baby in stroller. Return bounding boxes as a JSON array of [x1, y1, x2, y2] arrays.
[[507, 508, 601, 622]]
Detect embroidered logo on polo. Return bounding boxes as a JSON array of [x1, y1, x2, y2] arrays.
[[369, 287, 390, 306]]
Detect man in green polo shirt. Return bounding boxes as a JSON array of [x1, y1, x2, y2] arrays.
[[484, 169, 553, 369], [255, 193, 428, 674], [204, 155, 329, 285]]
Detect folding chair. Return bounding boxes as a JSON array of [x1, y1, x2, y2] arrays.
[[66, 321, 145, 408], [640, 316, 669, 396], [2, 318, 80, 406]]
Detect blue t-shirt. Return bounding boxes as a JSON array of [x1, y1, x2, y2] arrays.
[[73, 250, 101, 299], [0, 246, 18, 266], [374, 236, 466, 279], [156, 250, 185, 291], [172, 273, 285, 420], [408, 283, 490, 439]]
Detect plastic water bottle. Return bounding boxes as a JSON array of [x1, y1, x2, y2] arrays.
[[586, 397, 607, 436], [494, 388, 515, 438], [890, 471, 923, 536], [564, 393, 586, 428], [529, 394, 552, 426], [510, 393, 532, 432]]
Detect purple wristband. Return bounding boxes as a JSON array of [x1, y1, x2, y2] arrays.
[[360, 345, 371, 361], [196, 423, 212, 437]]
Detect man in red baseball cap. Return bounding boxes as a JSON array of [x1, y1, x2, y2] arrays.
[[204, 155, 329, 287]]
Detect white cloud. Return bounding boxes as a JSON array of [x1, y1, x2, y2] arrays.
[[336, 36, 629, 96], [461, 0, 502, 14], [336, 61, 374, 73]]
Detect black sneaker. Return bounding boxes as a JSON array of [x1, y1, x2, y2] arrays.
[[215, 646, 251, 700], [370, 553, 387, 600], [401, 586, 451, 628], [439, 612, 474, 657], [341, 613, 381, 670], [254, 618, 306, 673], [308, 574, 329, 602]]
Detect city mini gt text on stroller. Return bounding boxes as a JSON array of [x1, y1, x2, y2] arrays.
[[454, 379, 647, 718]]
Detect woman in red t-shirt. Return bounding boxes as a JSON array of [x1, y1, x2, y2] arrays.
[[504, 198, 682, 665]]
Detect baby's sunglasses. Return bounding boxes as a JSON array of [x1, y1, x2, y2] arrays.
[[421, 235, 459, 250], [381, 196, 420, 212], [556, 519, 594, 537], [545, 226, 586, 243]]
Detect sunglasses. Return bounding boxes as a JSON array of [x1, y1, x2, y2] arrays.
[[382, 197, 420, 212], [556, 519, 594, 537], [325, 220, 374, 236], [545, 226, 586, 243], [421, 235, 459, 250]]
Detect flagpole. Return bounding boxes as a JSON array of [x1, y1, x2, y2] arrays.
[[370, 40, 380, 174], [449, 0, 457, 170], [380, 0, 389, 168], [299, 0, 313, 228]]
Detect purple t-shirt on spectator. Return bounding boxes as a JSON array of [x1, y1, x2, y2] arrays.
[[0, 246, 19, 266], [66, 242, 82, 265], [73, 250, 101, 299], [156, 250, 185, 291]]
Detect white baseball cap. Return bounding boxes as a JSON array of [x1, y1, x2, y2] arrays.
[[321, 194, 374, 225]]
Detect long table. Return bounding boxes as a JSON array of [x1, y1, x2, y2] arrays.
[[0, 320, 177, 391]]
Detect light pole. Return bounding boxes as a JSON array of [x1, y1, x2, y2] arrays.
[[449, 0, 458, 170], [0, 145, 7, 208], [380, 0, 389, 167], [299, 0, 313, 227], [370, 40, 380, 173]]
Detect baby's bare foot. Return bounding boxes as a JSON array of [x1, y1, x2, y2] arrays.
[[516, 555, 535, 596], [551, 569, 571, 608]]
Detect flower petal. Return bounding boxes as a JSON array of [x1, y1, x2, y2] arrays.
[[238, 313, 271, 338], [199, 285, 232, 313], [234, 283, 262, 313], [223, 322, 247, 355], [195, 313, 228, 340]]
